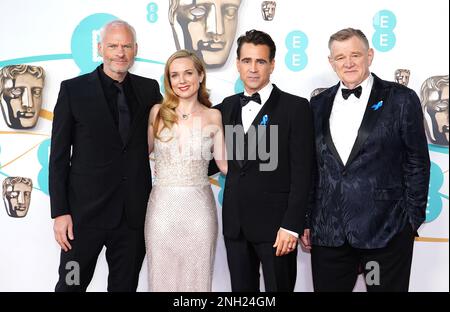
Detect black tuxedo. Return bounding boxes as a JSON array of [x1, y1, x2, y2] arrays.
[[216, 85, 314, 291], [308, 74, 430, 291], [49, 66, 161, 291]]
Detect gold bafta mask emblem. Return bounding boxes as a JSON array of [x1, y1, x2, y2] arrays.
[[421, 75, 449, 146], [394, 69, 410, 86], [169, 0, 242, 69], [0, 65, 45, 129], [2, 177, 33, 218], [261, 1, 277, 21]]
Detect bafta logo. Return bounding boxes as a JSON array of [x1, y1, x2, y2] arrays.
[[0, 65, 45, 129], [394, 69, 410, 86], [421, 75, 449, 146], [2, 177, 33, 218], [169, 0, 242, 69], [261, 1, 277, 21]]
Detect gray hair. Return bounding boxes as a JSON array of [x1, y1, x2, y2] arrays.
[[328, 28, 370, 50], [99, 20, 137, 44]]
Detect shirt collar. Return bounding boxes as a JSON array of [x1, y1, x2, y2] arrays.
[[244, 82, 273, 105], [97, 64, 129, 87], [338, 73, 373, 92]]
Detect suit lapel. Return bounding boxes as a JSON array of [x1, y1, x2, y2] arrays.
[[345, 74, 390, 166], [234, 96, 246, 168], [323, 83, 345, 167], [222, 95, 245, 168], [243, 85, 280, 170]]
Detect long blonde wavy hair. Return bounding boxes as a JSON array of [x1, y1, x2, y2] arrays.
[[154, 50, 212, 139]]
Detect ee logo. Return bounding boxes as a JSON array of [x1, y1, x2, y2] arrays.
[[147, 2, 159, 23], [285, 31, 308, 72], [372, 10, 396, 52]]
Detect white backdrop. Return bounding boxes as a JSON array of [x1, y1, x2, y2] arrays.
[[0, 0, 448, 292]]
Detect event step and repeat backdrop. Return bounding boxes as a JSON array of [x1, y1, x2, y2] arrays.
[[0, 0, 448, 291]]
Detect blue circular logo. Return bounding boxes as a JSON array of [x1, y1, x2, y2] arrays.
[[372, 10, 397, 52], [285, 31, 308, 50], [372, 31, 396, 52], [285, 30, 308, 72], [71, 13, 118, 74], [285, 51, 308, 72], [373, 10, 397, 30], [147, 2, 159, 23]]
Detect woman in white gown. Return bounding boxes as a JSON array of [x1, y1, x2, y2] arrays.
[[145, 50, 227, 291]]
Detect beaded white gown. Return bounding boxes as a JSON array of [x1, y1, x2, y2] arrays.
[[144, 127, 218, 292]]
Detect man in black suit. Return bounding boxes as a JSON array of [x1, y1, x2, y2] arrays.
[[214, 30, 314, 291], [49, 20, 161, 291], [301, 28, 430, 291]]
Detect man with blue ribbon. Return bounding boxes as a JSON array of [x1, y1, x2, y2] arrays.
[[303, 28, 430, 292], [211, 29, 314, 292]]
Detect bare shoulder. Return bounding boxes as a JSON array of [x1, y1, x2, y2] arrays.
[[150, 103, 162, 114], [205, 107, 222, 124], [149, 104, 162, 125]]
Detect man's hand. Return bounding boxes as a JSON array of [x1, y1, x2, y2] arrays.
[[54, 214, 74, 252], [273, 229, 298, 256], [300, 229, 312, 250]]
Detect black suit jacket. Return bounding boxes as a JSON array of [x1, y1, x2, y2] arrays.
[[308, 74, 430, 248], [217, 85, 314, 242], [49, 68, 161, 229]]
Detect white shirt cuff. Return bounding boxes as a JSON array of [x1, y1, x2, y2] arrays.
[[280, 227, 299, 238]]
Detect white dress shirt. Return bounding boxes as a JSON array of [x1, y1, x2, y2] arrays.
[[241, 83, 299, 238], [330, 74, 374, 165], [242, 83, 273, 133]]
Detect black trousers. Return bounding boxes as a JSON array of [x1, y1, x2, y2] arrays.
[[55, 215, 145, 292], [225, 233, 297, 292], [311, 225, 415, 292]]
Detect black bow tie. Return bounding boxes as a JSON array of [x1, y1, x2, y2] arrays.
[[240, 92, 262, 107], [341, 86, 362, 100]]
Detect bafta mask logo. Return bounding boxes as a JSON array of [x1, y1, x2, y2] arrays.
[[261, 1, 277, 21], [2, 177, 33, 218], [421, 75, 449, 146], [169, 0, 242, 69], [394, 69, 410, 86], [0, 65, 45, 129], [310, 87, 327, 99]]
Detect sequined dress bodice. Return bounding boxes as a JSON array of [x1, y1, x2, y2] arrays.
[[152, 127, 213, 186]]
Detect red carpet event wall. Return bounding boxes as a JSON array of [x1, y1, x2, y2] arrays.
[[0, 0, 448, 291]]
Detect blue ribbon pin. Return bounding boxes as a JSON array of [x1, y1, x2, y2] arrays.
[[260, 114, 269, 126], [371, 100, 383, 111]]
